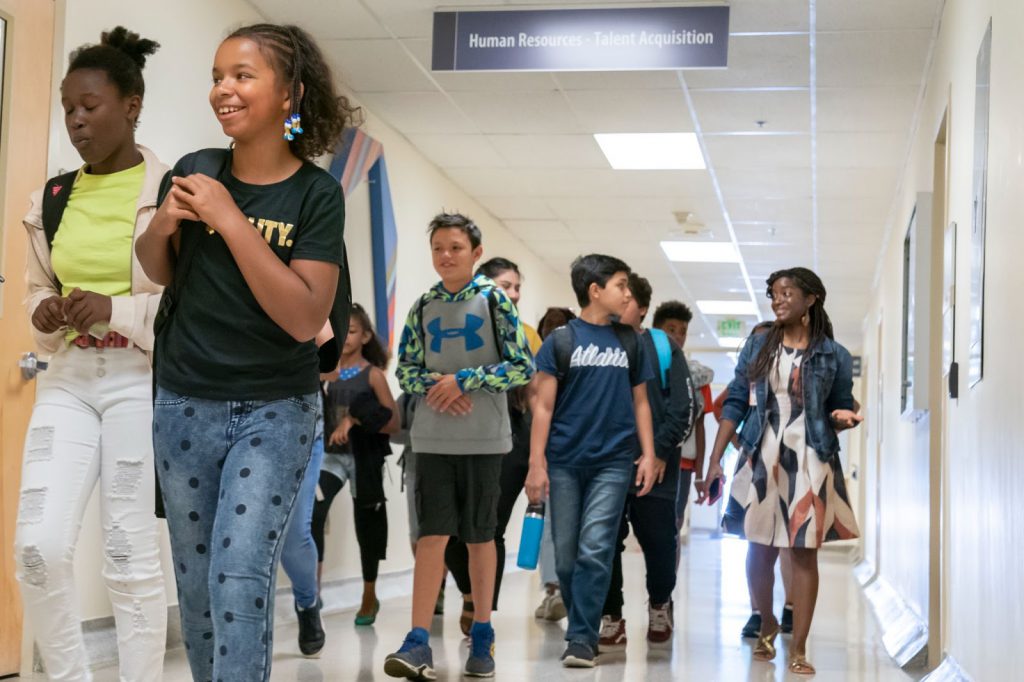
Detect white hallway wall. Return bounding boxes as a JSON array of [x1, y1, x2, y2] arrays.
[[49, 0, 570, 623], [863, 0, 1024, 678]]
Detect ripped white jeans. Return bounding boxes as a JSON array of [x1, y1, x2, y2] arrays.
[[14, 345, 166, 681]]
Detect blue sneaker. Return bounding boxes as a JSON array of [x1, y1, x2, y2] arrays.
[[465, 621, 495, 678], [384, 628, 436, 680]]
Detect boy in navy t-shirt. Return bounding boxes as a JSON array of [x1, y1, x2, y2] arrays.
[[525, 254, 662, 668]]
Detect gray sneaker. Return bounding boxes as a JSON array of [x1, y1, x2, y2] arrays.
[[561, 641, 597, 668]]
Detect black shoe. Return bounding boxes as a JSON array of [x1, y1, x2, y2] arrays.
[[741, 612, 762, 639], [296, 598, 326, 657], [780, 605, 794, 634]]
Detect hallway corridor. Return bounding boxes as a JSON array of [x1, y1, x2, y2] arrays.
[[79, 535, 914, 681]]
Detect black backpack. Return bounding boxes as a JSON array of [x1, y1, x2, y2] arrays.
[[549, 321, 641, 387]]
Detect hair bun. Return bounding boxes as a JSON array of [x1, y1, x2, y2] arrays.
[[100, 26, 160, 70]]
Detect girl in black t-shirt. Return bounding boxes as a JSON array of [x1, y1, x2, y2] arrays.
[[136, 23, 358, 682]]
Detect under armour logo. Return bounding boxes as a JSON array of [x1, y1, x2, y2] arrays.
[[51, 185, 64, 197], [427, 314, 484, 353]]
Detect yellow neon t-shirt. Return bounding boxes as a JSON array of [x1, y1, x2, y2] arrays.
[[50, 161, 145, 340]]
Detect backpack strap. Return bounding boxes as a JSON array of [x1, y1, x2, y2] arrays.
[[40, 170, 79, 291], [649, 328, 672, 391], [551, 324, 575, 383], [320, 242, 352, 372], [610, 321, 641, 386], [154, 149, 232, 339]]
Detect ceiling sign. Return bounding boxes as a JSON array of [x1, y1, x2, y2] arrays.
[[432, 5, 730, 72], [717, 319, 743, 338]]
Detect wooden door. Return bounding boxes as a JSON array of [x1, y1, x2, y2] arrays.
[[0, 0, 55, 674]]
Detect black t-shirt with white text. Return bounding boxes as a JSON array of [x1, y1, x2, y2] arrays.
[[155, 151, 345, 400]]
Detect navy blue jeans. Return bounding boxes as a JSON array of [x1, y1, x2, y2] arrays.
[[548, 463, 632, 647], [154, 387, 317, 682]]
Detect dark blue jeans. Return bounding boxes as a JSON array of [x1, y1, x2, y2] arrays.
[[154, 387, 317, 682], [548, 463, 632, 647]]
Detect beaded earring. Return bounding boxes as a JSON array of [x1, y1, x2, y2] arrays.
[[283, 113, 304, 141]]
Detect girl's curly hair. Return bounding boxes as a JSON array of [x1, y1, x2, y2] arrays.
[[227, 23, 362, 160]]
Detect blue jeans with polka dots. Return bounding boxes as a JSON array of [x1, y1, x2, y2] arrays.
[[154, 386, 318, 682]]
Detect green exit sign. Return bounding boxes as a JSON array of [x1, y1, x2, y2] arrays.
[[717, 319, 743, 338]]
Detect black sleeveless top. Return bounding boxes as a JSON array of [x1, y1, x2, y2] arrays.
[[324, 365, 392, 457]]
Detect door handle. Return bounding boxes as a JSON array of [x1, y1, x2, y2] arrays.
[[19, 352, 48, 380]]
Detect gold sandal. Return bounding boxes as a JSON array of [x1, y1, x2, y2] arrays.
[[752, 625, 780, 661], [788, 654, 817, 675]]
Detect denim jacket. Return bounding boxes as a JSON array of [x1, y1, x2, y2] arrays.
[[721, 332, 854, 462]]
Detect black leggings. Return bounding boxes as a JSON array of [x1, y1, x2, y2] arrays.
[[311, 468, 388, 583], [603, 493, 679, 618], [444, 444, 527, 610]]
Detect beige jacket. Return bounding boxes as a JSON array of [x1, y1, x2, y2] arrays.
[[23, 145, 167, 356]]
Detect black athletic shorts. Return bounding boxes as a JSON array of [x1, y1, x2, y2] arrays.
[[415, 453, 503, 543]]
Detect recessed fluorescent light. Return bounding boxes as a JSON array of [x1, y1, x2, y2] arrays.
[[718, 337, 745, 349], [697, 300, 759, 316], [660, 241, 740, 263], [594, 133, 706, 170]]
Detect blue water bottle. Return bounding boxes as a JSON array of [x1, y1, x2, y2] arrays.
[[516, 502, 545, 570]]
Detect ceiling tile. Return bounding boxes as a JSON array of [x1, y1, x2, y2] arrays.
[[553, 71, 683, 91], [358, 93, 476, 134], [817, 132, 906, 168], [816, 30, 933, 88], [817, 87, 918, 133], [704, 135, 811, 169], [487, 135, 608, 168], [727, 197, 813, 223], [691, 90, 811, 133], [475, 196, 556, 221], [729, 0, 810, 33], [817, 0, 941, 31], [407, 134, 507, 168], [322, 39, 434, 93], [716, 168, 812, 199], [505, 220, 574, 242], [686, 35, 810, 89], [563, 89, 694, 133], [816, 167, 900, 198], [820, 202, 891, 232], [449, 90, 584, 134], [248, 0, 390, 39]]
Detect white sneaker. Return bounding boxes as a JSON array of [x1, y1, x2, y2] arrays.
[[534, 589, 567, 621], [598, 615, 628, 653], [647, 601, 673, 646]]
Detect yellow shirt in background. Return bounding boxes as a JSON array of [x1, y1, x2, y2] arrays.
[[523, 322, 543, 356], [50, 161, 145, 340]]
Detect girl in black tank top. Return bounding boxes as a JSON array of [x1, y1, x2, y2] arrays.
[[315, 304, 399, 625]]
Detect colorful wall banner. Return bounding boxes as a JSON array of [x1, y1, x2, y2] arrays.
[[329, 128, 399, 348], [432, 5, 730, 72]]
